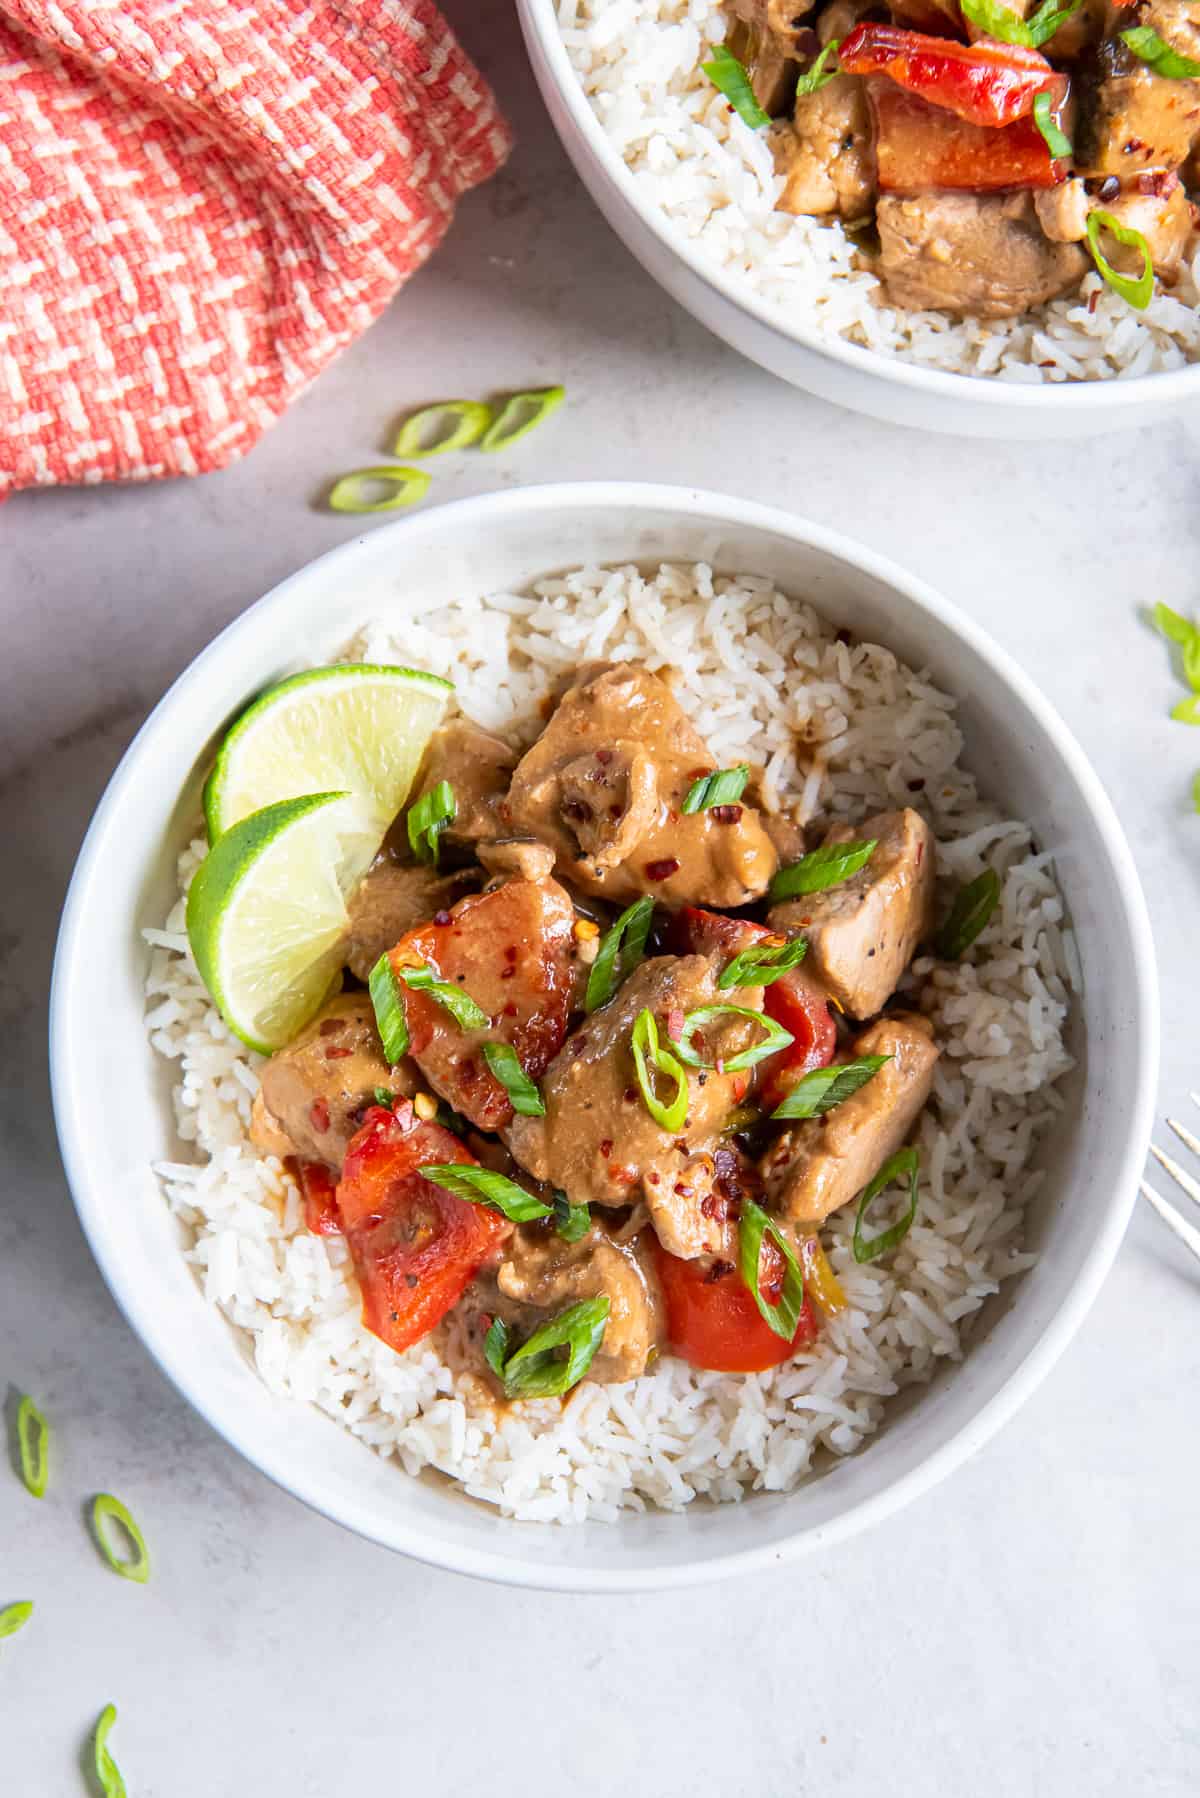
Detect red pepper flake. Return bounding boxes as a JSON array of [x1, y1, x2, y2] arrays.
[[323, 1046, 353, 1061], [623, 1085, 638, 1103], [709, 804, 743, 825], [700, 1193, 726, 1220], [500, 967, 516, 980], [503, 1002, 518, 1017], [704, 1259, 734, 1284], [595, 749, 613, 765], [1088, 290, 1100, 314], [570, 1037, 586, 1057], [915, 841, 924, 865], [309, 1098, 330, 1134], [599, 1138, 614, 1158], [666, 1007, 685, 1042], [673, 1182, 693, 1197], [433, 909, 452, 927], [645, 857, 680, 882], [504, 945, 518, 963], [319, 1018, 344, 1038], [647, 1171, 661, 1185]]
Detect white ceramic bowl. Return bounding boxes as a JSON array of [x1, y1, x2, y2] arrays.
[[517, 0, 1200, 439], [51, 483, 1157, 1589]]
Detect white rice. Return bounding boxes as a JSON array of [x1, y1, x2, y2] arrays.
[[557, 0, 1200, 381], [143, 562, 1075, 1521]]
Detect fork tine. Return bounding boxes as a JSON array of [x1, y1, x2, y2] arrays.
[[1140, 1181, 1200, 1264], [1148, 1143, 1200, 1211], [1167, 1117, 1200, 1162]]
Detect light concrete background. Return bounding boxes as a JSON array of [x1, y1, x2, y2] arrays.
[[3, 2, 1199, 1790]]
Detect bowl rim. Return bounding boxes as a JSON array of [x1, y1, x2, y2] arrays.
[[516, 0, 1200, 413], [49, 482, 1159, 1589]]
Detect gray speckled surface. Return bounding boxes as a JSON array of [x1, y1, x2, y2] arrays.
[[4, 2, 1200, 1790]]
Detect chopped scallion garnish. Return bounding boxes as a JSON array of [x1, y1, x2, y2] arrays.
[[0, 1601, 32, 1639], [1192, 771, 1200, 814], [1032, 91, 1072, 158], [935, 868, 1001, 959], [368, 953, 410, 1063], [738, 1200, 806, 1341], [717, 935, 807, 990], [795, 38, 842, 95], [1120, 23, 1200, 78], [1171, 694, 1200, 723], [853, 1148, 920, 1264], [630, 1007, 690, 1132], [90, 1494, 151, 1584], [769, 837, 878, 902], [1085, 210, 1154, 311], [16, 1394, 48, 1498], [327, 466, 430, 513], [585, 895, 654, 1012], [491, 1296, 611, 1398], [770, 1054, 892, 1120], [373, 1085, 395, 1108], [93, 1704, 127, 1798], [553, 1189, 591, 1243], [406, 780, 456, 866], [681, 763, 750, 813], [960, 0, 1080, 45], [483, 1316, 509, 1382], [482, 1041, 545, 1116], [479, 386, 566, 453], [396, 962, 489, 1030], [422, 1163, 552, 1223], [393, 399, 492, 457], [673, 1004, 793, 1073], [701, 43, 771, 128]]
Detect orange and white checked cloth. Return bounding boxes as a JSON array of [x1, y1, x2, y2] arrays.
[[0, 0, 511, 497]]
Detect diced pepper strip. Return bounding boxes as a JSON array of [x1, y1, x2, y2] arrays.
[[800, 1236, 848, 1318], [840, 22, 1064, 127], [872, 83, 1066, 190]]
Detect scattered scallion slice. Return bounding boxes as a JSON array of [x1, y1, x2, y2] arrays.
[[770, 1053, 892, 1120], [1033, 90, 1072, 158], [327, 466, 431, 513], [422, 1163, 552, 1223], [1085, 209, 1154, 311], [372, 1086, 395, 1108], [479, 386, 565, 453], [368, 953, 410, 1063], [960, 0, 1080, 45], [0, 1601, 32, 1639], [553, 1190, 591, 1243], [585, 895, 654, 1012], [393, 399, 492, 458], [739, 1200, 806, 1341], [701, 44, 770, 127], [483, 1316, 509, 1381], [16, 1394, 48, 1498], [935, 868, 1001, 959], [630, 1007, 690, 1132], [396, 963, 489, 1030], [482, 1042, 545, 1116], [1152, 601, 1199, 651], [406, 780, 456, 866], [795, 38, 842, 94], [674, 1004, 793, 1073], [495, 1296, 611, 1399], [1192, 771, 1200, 813], [1171, 693, 1200, 724], [90, 1494, 151, 1584], [93, 1704, 128, 1798], [853, 1148, 920, 1263], [769, 837, 877, 901], [717, 935, 807, 991], [681, 763, 750, 813], [1120, 23, 1200, 78]]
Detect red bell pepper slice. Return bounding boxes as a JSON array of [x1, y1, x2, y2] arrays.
[[655, 1238, 819, 1373], [293, 1159, 342, 1237], [871, 82, 1066, 191], [839, 23, 1064, 127]]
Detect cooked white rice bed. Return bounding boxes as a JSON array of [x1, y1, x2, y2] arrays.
[[557, 0, 1200, 381], [144, 562, 1075, 1522]]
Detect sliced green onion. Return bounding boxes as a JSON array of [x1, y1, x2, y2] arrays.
[[674, 1004, 793, 1073], [93, 1704, 127, 1798], [406, 780, 456, 866], [327, 466, 430, 514], [935, 868, 1001, 959], [585, 895, 654, 1012], [681, 763, 750, 814], [553, 1189, 591, 1243], [853, 1147, 920, 1264], [422, 1163, 552, 1223], [795, 38, 842, 95], [1033, 91, 1072, 158], [770, 1053, 892, 1121], [496, 1296, 611, 1399], [1192, 771, 1200, 813], [368, 953, 410, 1063], [478, 386, 565, 453], [0, 1601, 32, 1639], [1171, 693, 1200, 724], [373, 1086, 395, 1108], [1120, 23, 1200, 77], [1086, 210, 1154, 311], [701, 43, 771, 127], [1152, 601, 1198, 649], [91, 1494, 150, 1584], [738, 1200, 806, 1341], [392, 399, 492, 458], [16, 1395, 48, 1498], [769, 837, 878, 902], [396, 963, 489, 1031], [483, 1316, 509, 1381], [960, 0, 1080, 45], [718, 935, 807, 991], [482, 1041, 545, 1116], [630, 1007, 689, 1133]]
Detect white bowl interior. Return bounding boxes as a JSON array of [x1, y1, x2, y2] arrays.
[[51, 485, 1157, 1589]]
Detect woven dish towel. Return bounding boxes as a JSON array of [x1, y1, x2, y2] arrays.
[[0, 0, 511, 498]]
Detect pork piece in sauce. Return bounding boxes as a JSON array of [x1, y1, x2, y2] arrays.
[[477, 837, 557, 884], [769, 807, 934, 1020], [390, 877, 577, 1132], [495, 1221, 665, 1383], [251, 994, 414, 1167], [1076, 15, 1200, 177], [504, 662, 778, 908], [875, 193, 1090, 317], [507, 954, 765, 1258], [409, 719, 516, 851], [772, 75, 876, 219], [344, 854, 479, 984], [759, 1014, 938, 1225]]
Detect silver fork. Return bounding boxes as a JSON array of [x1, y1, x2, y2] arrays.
[[1140, 1093, 1200, 1262]]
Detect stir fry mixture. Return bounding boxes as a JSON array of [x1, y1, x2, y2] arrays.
[[708, 0, 1200, 315], [246, 662, 986, 1402]]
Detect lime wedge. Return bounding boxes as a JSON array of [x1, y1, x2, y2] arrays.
[[187, 791, 380, 1052], [204, 664, 453, 841]]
